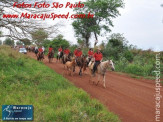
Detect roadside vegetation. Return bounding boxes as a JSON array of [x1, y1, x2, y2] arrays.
[[39, 33, 163, 81], [0, 46, 120, 122]]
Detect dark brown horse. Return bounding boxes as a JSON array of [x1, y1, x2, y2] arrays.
[[37, 52, 44, 61], [75, 55, 87, 76], [48, 50, 54, 63]]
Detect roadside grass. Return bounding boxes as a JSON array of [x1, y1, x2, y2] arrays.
[[0, 46, 120, 122]]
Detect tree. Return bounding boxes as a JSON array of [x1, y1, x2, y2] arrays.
[[4, 38, 14, 46], [73, 0, 124, 47], [16, 41, 23, 46], [42, 39, 51, 49], [103, 33, 128, 60], [20, 38, 31, 45], [0, 0, 58, 40], [31, 29, 48, 46], [72, 14, 92, 47], [49, 35, 70, 51], [77, 39, 85, 48]]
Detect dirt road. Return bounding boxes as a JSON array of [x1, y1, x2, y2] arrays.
[[28, 52, 163, 122]]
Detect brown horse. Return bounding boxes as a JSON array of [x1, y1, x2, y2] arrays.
[[48, 50, 54, 63], [37, 52, 44, 61], [75, 55, 87, 76]]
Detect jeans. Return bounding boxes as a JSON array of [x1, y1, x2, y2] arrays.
[[93, 61, 101, 73]]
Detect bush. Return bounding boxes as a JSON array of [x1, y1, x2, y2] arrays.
[[125, 64, 144, 76], [123, 50, 134, 62]]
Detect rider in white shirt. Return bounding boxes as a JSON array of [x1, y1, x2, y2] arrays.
[[42, 46, 45, 53]]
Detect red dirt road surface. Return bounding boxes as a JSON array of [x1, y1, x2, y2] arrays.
[[28, 52, 163, 122]]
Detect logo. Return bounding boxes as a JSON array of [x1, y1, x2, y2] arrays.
[[2, 105, 33, 121]]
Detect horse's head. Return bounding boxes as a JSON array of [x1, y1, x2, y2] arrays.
[[108, 60, 115, 71]]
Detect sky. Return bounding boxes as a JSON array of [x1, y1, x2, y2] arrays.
[[1, 0, 163, 51], [111, 0, 163, 51], [51, 0, 163, 51]]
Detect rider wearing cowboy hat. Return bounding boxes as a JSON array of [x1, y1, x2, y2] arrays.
[[93, 47, 103, 75]]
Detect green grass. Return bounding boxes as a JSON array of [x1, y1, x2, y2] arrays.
[[0, 46, 120, 122]]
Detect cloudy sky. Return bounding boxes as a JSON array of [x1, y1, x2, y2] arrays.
[[52, 0, 163, 51], [1, 0, 163, 51], [111, 0, 163, 51]]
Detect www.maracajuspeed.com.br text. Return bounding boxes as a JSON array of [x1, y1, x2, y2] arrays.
[[2, 12, 94, 20]]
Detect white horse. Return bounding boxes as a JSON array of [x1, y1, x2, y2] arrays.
[[88, 60, 115, 88]]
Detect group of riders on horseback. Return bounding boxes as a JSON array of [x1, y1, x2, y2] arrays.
[[34, 45, 103, 76]]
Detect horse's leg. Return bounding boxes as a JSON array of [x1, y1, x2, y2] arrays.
[[89, 70, 93, 84], [96, 74, 100, 86], [67, 67, 69, 75], [79, 67, 82, 76], [71, 68, 74, 76], [103, 74, 106, 88]]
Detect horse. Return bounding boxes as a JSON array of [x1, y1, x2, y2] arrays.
[[86, 55, 94, 66], [75, 55, 88, 76], [34, 49, 38, 56], [88, 60, 115, 88], [62, 53, 73, 64], [37, 52, 44, 61], [48, 50, 54, 63], [56, 51, 63, 62], [65, 57, 76, 76]]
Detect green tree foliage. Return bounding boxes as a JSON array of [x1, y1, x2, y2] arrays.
[[42, 39, 51, 49], [103, 33, 129, 60], [20, 38, 31, 45], [44, 35, 70, 52], [16, 41, 23, 46], [72, 0, 124, 46], [69, 44, 78, 53], [77, 39, 85, 48], [4, 38, 14, 46], [72, 15, 92, 47], [31, 29, 48, 46]]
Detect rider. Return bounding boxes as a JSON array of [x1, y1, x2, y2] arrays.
[[87, 48, 94, 65], [42, 46, 45, 54], [93, 48, 103, 76], [48, 46, 53, 56], [73, 47, 82, 71], [38, 46, 44, 59], [74, 47, 82, 58], [63, 47, 70, 55], [74, 48, 78, 56], [88, 48, 94, 58], [58, 46, 62, 52]]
